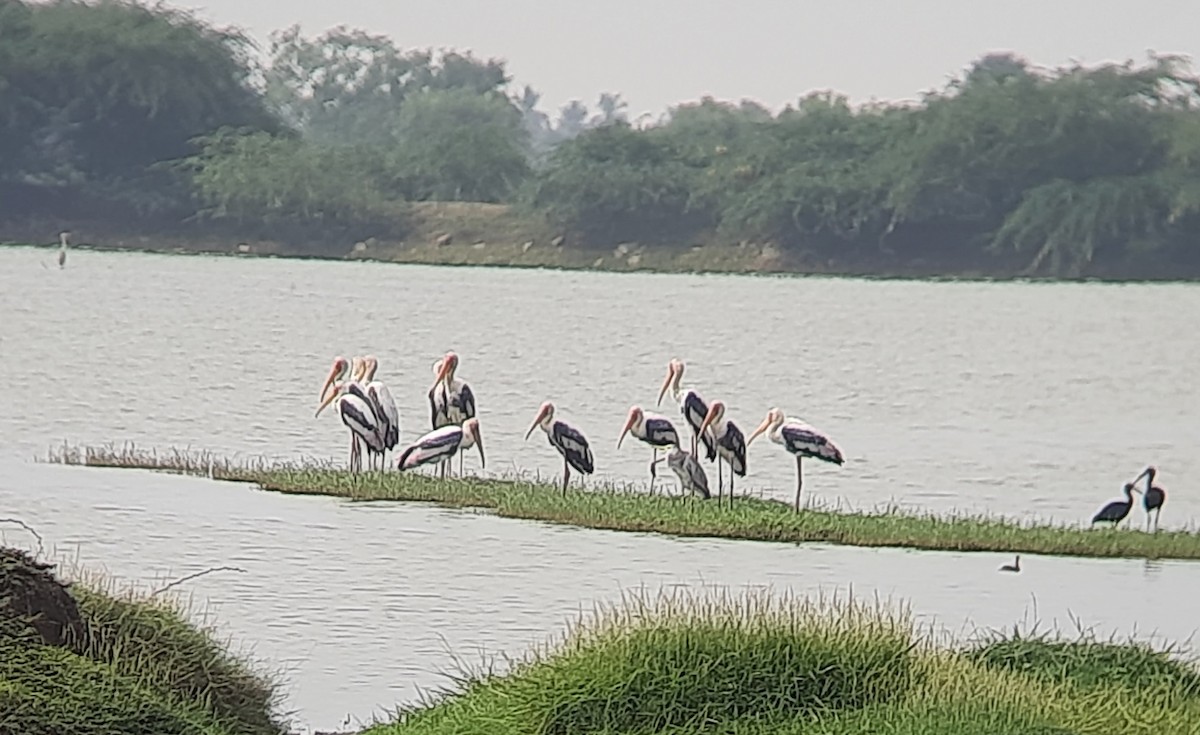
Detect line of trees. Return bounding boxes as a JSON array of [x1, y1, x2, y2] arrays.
[[3, 0, 1200, 275]]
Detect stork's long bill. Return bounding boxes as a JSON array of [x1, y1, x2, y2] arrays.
[[463, 418, 486, 468], [314, 380, 347, 417], [318, 357, 350, 408], [656, 360, 681, 406], [435, 351, 460, 391], [698, 400, 726, 438], [746, 408, 783, 446], [525, 402, 554, 440], [617, 406, 642, 448]]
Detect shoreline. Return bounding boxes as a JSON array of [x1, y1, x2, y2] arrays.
[[44, 444, 1200, 562], [5, 210, 1199, 283]]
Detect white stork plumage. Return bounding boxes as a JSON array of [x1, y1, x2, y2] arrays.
[[698, 400, 747, 507], [656, 358, 717, 462], [525, 401, 594, 494], [428, 351, 477, 478], [358, 355, 400, 464], [315, 373, 384, 473], [617, 406, 680, 494], [396, 418, 485, 475], [747, 408, 844, 511], [653, 447, 711, 500]]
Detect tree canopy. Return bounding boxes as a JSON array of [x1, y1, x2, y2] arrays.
[[3, 2, 1199, 276]]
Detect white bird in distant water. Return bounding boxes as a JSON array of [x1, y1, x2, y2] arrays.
[[57, 231, 69, 269]]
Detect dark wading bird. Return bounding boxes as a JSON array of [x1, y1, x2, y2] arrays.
[[747, 408, 845, 511], [525, 401, 593, 494], [998, 555, 1021, 573], [1132, 466, 1167, 532], [428, 351, 477, 479], [698, 400, 747, 508], [653, 447, 711, 500], [656, 359, 717, 461], [397, 418, 485, 474], [617, 406, 680, 495], [1091, 483, 1140, 528]]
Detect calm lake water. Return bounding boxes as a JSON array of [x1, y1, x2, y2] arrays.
[[1, 246, 1197, 731]]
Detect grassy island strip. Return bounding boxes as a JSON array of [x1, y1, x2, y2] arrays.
[[46, 443, 1200, 561], [364, 588, 1200, 735], [0, 545, 284, 735]]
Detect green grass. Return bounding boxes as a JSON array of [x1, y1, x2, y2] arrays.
[[0, 548, 285, 735], [45, 443, 1200, 562], [362, 587, 1200, 735]]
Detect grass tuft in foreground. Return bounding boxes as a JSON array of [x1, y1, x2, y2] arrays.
[[46, 442, 1200, 561], [0, 544, 285, 735], [365, 587, 1200, 735]]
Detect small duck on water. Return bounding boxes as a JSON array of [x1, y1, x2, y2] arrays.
[[998, 555, 1021, 573]]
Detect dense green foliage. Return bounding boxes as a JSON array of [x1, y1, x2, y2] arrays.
[[47, 443, 1200, 561], [4, 1, 1200, 274], [365, 589, 1200, 735], [0, 549, 282, 735]]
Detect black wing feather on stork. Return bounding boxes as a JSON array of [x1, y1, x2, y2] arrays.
[[719, 422, 747, 476], [782, 425, 845, 465], [682, 392, 717, 460], [552, 420, 594, 474]]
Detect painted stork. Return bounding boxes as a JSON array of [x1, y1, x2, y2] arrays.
[[697, 400, 747, 507], [656, 358, 717, 461], [318, 356, 383, 471], [747, 408, 845, 512], [397, 418, 485, 475], [1132, 466, 1167, 532], [315, 377, 384, 473], [525, 401, 594, 494], [652, 447, 711, 500], [1091, 483, 1140, 528], [617, 406, 680, 494], [358, 355, 400, 463], [428, 351, 477, 478]]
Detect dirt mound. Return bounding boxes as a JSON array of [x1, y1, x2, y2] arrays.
[[0, 545, 85, 647]]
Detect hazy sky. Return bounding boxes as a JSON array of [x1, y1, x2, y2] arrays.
[[174, 0, 1199, 119]]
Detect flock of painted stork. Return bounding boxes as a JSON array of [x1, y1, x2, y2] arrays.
[[314, 353, 845, 510], [313, 351, 1169, 526]]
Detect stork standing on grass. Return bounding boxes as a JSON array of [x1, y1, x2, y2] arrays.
[[653, 447, 711, 500], [697, 400, 746, 507], [397, 418, 485, 475], [358, 355, 400, 465], [315, 374, 384, 473], [656, 358, 717, 461], [617, 406, 680, 495], [746, 408, 845, 511], [428, 351, 476, 478], [1131, 466, 1167, 532], [317, 356, 382, 471], [525, 401, 593, 494]]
